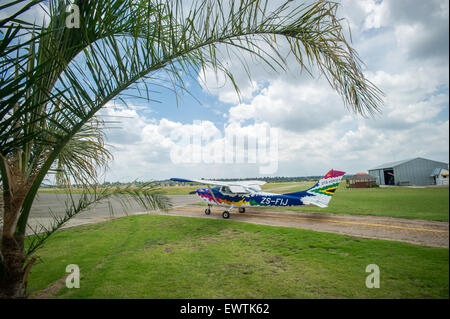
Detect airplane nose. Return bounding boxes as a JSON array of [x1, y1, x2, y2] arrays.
[[189, 190, 198, 195]]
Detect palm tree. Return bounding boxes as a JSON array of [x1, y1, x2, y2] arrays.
[[0, 0, 383, 298]]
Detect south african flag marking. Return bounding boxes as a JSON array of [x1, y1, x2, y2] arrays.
[[310, 183, 339, 196]]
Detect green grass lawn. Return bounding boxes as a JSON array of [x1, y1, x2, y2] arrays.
[[156, 185, 201, 195], [27, 214, 448, 299], [269, 185, 449, 222]]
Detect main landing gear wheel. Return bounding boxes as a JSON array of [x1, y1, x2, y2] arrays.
[[205, 208, 211, 215], [222, 211, 230, 219], [238, 207, 245, 213]]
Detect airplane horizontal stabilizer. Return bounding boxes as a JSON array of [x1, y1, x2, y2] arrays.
[[302, 200, 328, 208]]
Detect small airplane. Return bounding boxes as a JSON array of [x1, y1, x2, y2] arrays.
[[171, 169, 345, 219]]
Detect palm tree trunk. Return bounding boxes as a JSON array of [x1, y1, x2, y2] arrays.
[[0, 232, 26, 299], [1, 193, 26, 298], [0, 161, 29, 298]]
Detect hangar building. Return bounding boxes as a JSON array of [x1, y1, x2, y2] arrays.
[[368, 157, 449, 186]]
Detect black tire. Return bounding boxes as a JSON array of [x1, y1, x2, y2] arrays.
[[222, 211, 230, 219], [238, 207, 245, 213], [205, 208, 211, 215]]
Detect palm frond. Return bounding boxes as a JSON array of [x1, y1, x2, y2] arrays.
[[52, 117, 112, 187]]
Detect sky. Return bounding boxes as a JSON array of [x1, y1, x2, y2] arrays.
[[3, 0, 449, 181]]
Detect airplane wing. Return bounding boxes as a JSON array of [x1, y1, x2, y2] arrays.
[[170, 178, 233, 186], [239, 180, 266, 186], [170, 178, 266, 193], [171, 178, 265, 186]]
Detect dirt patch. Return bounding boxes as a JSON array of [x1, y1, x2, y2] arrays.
[[267, 256, 283, 264], [95, 259, 107, 270], [33, 275, 67, 299]]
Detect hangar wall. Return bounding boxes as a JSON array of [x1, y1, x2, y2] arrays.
[[368, 158, 448, 186]]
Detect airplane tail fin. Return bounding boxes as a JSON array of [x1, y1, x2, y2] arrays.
[[284, 169, 346, 208]]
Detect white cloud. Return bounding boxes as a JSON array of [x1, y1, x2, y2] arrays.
[[228, 78, 346, 133], [198, 64, 262, 104], [359, 0, 390, 29]]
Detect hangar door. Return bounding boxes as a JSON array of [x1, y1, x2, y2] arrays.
[[383, 169, 395, 185]]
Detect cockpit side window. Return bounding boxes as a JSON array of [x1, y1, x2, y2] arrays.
[[220, 186, 233, 195]]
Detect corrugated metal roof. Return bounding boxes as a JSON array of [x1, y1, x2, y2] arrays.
[[369, 158, 415, 170]]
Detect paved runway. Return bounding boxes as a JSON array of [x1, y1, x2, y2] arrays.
[[26, 193, 200, 234], [25, 193, 449, 248]]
